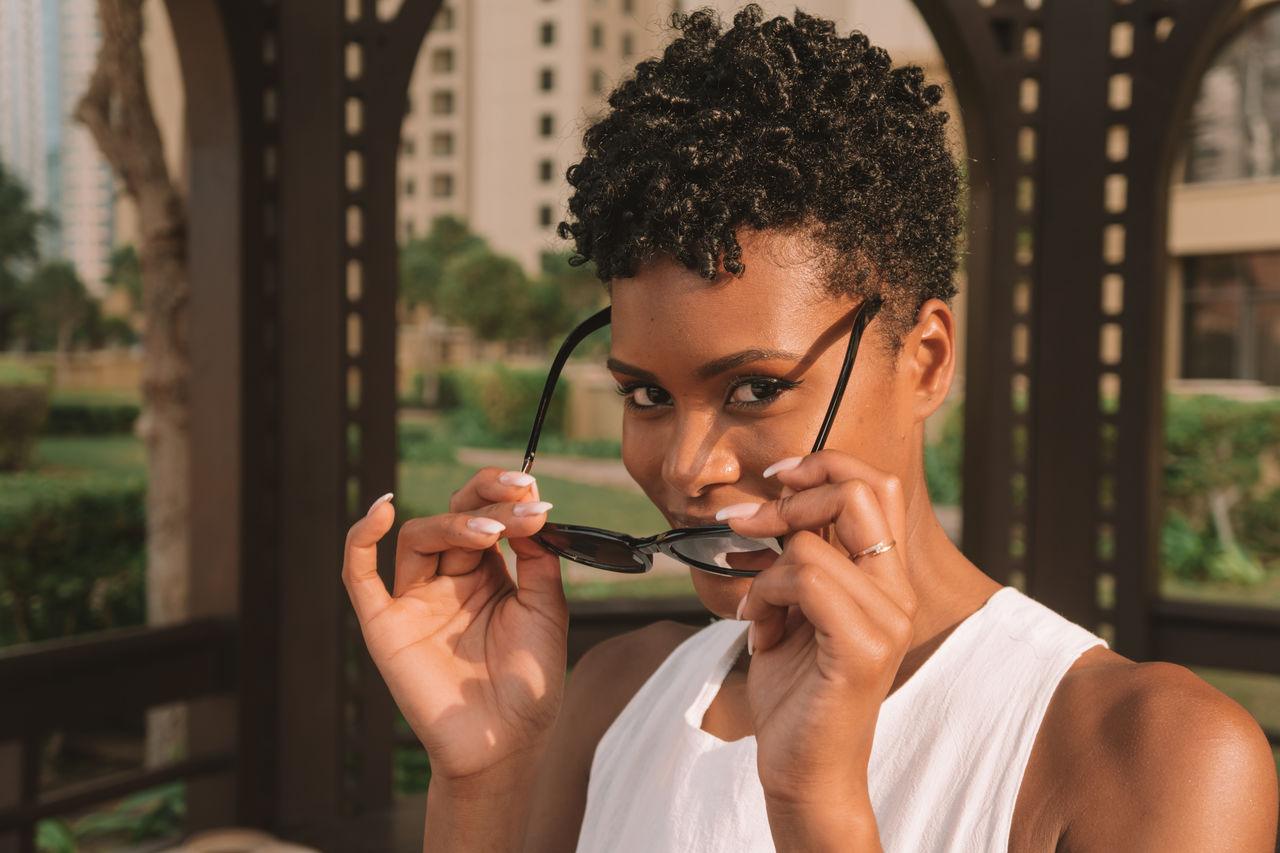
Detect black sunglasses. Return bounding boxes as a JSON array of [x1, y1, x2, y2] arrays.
[[520, 296, 883, 577]]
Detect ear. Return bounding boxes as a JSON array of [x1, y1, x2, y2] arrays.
[[903, 299, 956, 422]]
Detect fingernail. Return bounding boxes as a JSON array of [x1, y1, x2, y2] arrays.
[[715, 503, 762, 522], [747, 622, 756, 656], [366, 492, 394, 516], [467, 517, 506, 535], [763, 457, 803, 479], [499, 471, 536, 487], [736, 595, 748, 621], [512, 501, 553, 517]]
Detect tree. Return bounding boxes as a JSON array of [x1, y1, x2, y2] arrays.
[[105, 243, 143, 313], [399, 214, 486, 309], [20, 261, 91, 381], [435, 245, 530, 341], [0, 162, 54, 350], [76, 0, 190, 766], [529, 251, 605, 344]]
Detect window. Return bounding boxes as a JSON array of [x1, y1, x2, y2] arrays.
[[540, 67, 555, 91], [435, 6, 454, 30], [591, 23, 603, 49], [591, 69, 605, 95], [401, 137, 415, 156], [621, 31, 634, 58], [539, 113, 555, 137], [431, 132, 454, 156], [622, 0, 633, 12], [431, 174, 455, 198], [540, 21, 555, 45], [431, 48, 454, 73], [404, 219, 416, 240], [403, 178, 416, 197], [539, 159, 554, 182], [539, 205, 554, 227], [431, 90, 454, 115], [1182, 252, 1280, 385]]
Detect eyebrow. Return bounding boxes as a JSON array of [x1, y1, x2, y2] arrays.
[[607, 348, 805, 383]]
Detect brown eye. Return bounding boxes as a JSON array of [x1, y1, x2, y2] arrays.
[[620, 384, 671, 408], [729, 379, 787, 405]]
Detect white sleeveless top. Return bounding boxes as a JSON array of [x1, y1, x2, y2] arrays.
[[575, 587, 1106, 852]]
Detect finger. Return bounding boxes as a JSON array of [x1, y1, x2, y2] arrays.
[[510, 536, 569, 624], [766, 451, 908, 549], [428, 499, 554, 579], [343, 493, 397, 622], [448, 467, 539, 513], [393, 512, 507, 592], [729, 486, 914, 613], [740, 558, 864, 657]]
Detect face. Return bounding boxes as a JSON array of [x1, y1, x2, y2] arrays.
[[608, 232, 935, 618]]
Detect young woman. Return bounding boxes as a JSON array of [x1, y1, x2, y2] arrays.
[[342, 7, 1279, 851]]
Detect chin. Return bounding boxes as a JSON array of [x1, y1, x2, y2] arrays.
[[690, 568, 754, 620]]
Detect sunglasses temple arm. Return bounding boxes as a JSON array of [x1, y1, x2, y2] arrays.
[[809, 297, 883, 454], [521, 306, 613, 474]]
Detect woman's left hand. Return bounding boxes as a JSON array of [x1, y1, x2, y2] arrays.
[[724, 450, 916, 840]]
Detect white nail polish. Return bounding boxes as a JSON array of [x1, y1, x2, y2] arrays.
[[763, 457, 804, 479], [736, 595, 748, 621], [467, 517, 506, 535], [747, 622, 756, 656], [366, 492, 394, 516], [499, 471, 536, 487], [512, 501, 553, 517], [715, 503, 762, 522]]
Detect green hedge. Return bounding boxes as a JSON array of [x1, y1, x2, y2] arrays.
[[44, 395, 140, 436], [0, 477, 146, 645]]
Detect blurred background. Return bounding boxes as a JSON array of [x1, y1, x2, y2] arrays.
[[0, 0, 1277, 850]]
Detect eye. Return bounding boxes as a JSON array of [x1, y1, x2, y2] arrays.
[[728, 377, 797, 406], [618, 383, 671, 409]]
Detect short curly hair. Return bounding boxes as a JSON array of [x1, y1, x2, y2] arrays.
[[558, 4, 962, 346]]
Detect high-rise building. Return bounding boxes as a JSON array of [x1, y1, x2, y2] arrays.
[[0, 0, 117, 293], [397, 0, 677, 269]]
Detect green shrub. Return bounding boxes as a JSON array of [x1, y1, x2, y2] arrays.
[[398, 421, 457, 463], [1163, 394, 1280, 584], [0, 384, 50, 471], [0, 477, 146, 645], [440, 365, 563, 446], [44, 395, 140, 436]]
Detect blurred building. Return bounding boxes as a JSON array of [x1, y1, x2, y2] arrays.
[[1167, 3, 1280, 389], [397, 0, 682, 269], [0, 0, 116, 293]]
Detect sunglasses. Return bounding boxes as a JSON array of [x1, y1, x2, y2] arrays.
[[519, 296, 883, 577]]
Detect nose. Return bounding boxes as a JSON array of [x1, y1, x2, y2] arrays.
[[662, 408, 740, 498]]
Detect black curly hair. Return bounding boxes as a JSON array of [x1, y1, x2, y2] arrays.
[[558, 4, 962, 347]]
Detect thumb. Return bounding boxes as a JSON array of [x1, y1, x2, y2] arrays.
[[510, 536, 567, 618]]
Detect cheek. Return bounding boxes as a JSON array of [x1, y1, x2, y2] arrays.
[[621, 416, 664, 492]]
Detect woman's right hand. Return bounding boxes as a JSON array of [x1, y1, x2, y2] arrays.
[[342, 468, 568, 788]]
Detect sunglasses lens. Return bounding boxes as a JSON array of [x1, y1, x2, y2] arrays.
[[668, 533, 780, 575], [536, 526, 649, 573]]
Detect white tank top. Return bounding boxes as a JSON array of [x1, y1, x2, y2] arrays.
[[575, 587, 1106, 852]]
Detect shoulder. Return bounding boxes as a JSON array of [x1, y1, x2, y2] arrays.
[[1042, 648, 1278, 851], [566, 618, 701, 722], [522, 619, 699, 852]]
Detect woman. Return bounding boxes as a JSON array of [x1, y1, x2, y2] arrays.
[[342, 7, 1278, 851]]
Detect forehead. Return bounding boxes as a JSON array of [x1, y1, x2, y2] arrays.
[[609, 241, 841, 358]]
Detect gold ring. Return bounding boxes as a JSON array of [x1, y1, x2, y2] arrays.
[[851, 539, 895, 560]]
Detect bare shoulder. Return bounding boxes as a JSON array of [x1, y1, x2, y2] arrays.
[[521, 619, 700, 852], [1040, 647, 1278, 851]]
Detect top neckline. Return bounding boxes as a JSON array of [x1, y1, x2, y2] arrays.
[[685, 586, 1018, 745]]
